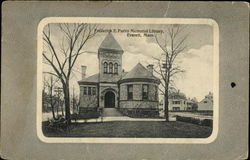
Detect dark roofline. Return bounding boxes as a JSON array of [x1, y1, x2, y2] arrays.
[[118, 78, 160, 84], [98, 47, 124, 52], [78, 81, 98, 85]]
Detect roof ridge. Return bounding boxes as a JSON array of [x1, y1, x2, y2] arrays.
[[99, 33, 123, 51], [122, 63, 158, 80], [79, 73, 99, 83]]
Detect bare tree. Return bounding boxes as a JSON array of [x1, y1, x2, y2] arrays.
[[43, 74, 60, 120], [42, 23, 97, 124], [153, 24, 188, 121]]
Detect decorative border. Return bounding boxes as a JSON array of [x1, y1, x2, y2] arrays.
[[37, 17, 219, 144]]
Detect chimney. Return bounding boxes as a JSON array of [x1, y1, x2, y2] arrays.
[[147, 64, 154, 73], [81, 65, 87, 80]]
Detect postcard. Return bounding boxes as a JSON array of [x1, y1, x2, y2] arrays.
[[37, 17, 219, 143]]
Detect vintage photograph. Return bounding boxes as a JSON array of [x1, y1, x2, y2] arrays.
[[2, 2, 248, 160], [38, 18, 218, 142]]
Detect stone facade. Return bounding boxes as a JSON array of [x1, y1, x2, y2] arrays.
[[78, 33, 160, 117], [99, 83, 119, 108], [98, 51, 123, 83], [119, 82, 158, 109], [79, 84, 98, 108]]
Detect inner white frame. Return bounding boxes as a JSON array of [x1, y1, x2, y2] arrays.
[[37, 17, 219, 144]]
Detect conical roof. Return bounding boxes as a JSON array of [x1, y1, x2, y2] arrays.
[[99, 33, 123, 51], [122, 63, 158, 80]]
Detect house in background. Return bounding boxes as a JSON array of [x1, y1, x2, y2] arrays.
[[168, 91, 198, 111], [77, 33, 160, 117], [198, 92, 213, 111], [168, 91, 187, 111]]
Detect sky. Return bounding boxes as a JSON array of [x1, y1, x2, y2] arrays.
[[42, 23, 214, 102]]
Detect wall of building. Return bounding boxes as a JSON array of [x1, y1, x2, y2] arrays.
[[168, 99, 198, 111], [198, 98, 213, 111], [98, 51, 123, 83], [79, 84, 98, 108], [99, 83, 119, 108], [119, 81, 159, 109], [168, 99, 187, 111], [198, 93, 213, 111]]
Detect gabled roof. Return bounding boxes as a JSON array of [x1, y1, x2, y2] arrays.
[[78, 73, 99, 84], [121, 63, 159, 81], [99, 33, 123, 51]]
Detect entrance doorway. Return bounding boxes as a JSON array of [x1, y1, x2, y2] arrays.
[[104, 91, 115, 108]]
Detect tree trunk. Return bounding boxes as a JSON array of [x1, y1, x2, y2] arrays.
[[164, 86, 169, 122], [49, 88, 56, 120], [56, 103, 59, 117], [61, 102, 64, 116], [164, 72, 170, 122], [63, 80, 71, 124], [51, 102, 56, 120]]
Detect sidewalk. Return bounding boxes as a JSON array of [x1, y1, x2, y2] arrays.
[[74, 116, 176, 123], [42, 111, 176, 122]]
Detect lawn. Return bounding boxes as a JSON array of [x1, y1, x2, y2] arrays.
[[42, 121, 212, 138]]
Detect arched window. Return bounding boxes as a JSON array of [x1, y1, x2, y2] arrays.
[[109, 62, 113, 73], [114, 63, 118, 74], [104, 62, 108, 74]]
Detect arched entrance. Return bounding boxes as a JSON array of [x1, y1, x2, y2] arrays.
[[104, 91, 115, 108]]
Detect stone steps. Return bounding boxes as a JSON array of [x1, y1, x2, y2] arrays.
[[102, 108, 124, 117]]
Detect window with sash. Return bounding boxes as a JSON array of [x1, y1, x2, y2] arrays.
[[114, 63, 118, 74], [173, 101, 180, 104], [127, 85, 133, 100], [88, 87, 92, 95], [109, 62, 113, 73], [92, 87, 96, 95], [142, 84, 148, 100], [104, 62, 108, 74], [155, 86, 158, 100], [83, 87, 87, 95]]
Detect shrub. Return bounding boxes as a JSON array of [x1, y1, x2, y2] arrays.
[[201, 119, 213, 127], [119, 108, 159, 118], [43, 116, 69, 133], [176, 116, 201, 125], [77, 107, 100, 120]]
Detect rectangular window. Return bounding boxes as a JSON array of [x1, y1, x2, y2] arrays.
[[173, 107, 180, 111], [127, 85, 133, 100], [88, 87, 91, 95], [83, 87, 87, 95], [104, 62, 108, 74], [173, 101, 180, 104], [92, 87, 96, 95], [114, 63, 118, 74], [155, 86, 158, 100], [142, 84, 148, 100]]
